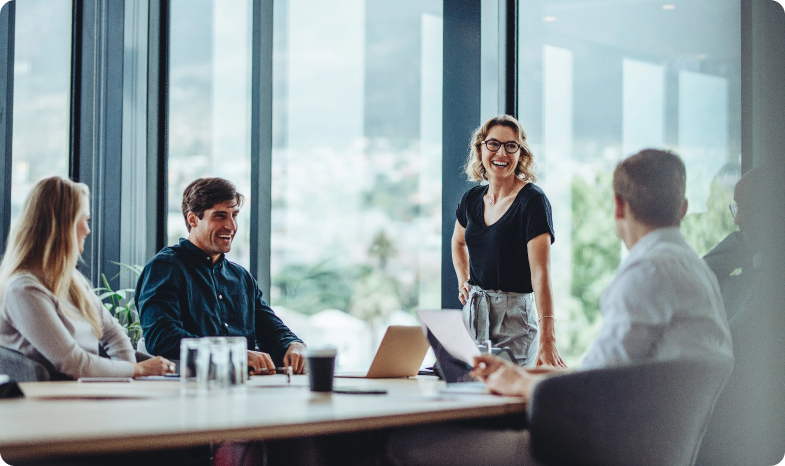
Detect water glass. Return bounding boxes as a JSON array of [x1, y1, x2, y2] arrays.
[[201, 337, 230, 390], [226, 336, 248, 386], [180, 338, 206, 395], [180, 336, 248, 395]]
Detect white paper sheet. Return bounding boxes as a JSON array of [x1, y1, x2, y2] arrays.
[[416, 310, 481, 366]]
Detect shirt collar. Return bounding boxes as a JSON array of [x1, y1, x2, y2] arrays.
[[625, 226, 683, 263], [179, 238, 224, 267]]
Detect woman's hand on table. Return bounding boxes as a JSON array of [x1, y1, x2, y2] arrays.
[[132, 356, 176, 377], [535, 339, 567, 368]]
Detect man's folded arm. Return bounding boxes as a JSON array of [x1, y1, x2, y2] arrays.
[[137, 259, 198, 360], [253, 292, 303, 366]]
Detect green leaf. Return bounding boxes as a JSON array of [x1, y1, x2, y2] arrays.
[[111, 261, 144, 277], [101, 274, 119, 310], [98, 291, 118, 301]]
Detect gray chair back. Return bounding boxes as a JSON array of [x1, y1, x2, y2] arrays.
[[0, 346, 51, 382], [696, 306, 785, 466], [527, 358, 733, 466]]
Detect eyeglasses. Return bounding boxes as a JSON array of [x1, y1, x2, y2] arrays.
[[729, 203, 738, 219], [479, 139, 521, 154]]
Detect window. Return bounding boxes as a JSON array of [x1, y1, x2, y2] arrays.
[[270, 0, 443, 370], [10, 0, 71, 225], [168, 0, 252, 268], [519, 0, 741, 365]]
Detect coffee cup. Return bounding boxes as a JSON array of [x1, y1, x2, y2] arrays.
[[305, 348, 337, 392]]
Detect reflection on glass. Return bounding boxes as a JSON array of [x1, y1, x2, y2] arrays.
[[519, 0, 741, 365], [271, 0, 443, 370], [10, 0, 71, 226], [168, 0, 252, 268]]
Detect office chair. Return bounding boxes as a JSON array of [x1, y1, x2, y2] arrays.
[[696, 305, 785, 466], [1, 345, 152, 383], [526, 357, 733, 466], [0, 346, 51, 382]]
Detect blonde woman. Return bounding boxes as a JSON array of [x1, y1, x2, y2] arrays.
[[0, 176, 174, 379], [452, 115, 565, 367]]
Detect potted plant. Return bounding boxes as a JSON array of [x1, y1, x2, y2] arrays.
[[94, 264, 143, 348]]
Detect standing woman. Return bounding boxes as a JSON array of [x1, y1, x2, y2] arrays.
[[452, 115, 565, 367], [0, 176, 174, 379]]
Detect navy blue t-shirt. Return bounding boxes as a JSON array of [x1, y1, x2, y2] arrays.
[[456, 184, 555, 294]]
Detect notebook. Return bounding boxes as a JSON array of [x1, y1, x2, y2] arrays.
[[334, 326, 431, 378]]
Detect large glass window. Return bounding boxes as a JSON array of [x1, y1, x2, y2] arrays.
[[10, 0, 71, 224], [519, 0, 741, 365], [271, 0, 443, 370], [168, 0, 252, 268]]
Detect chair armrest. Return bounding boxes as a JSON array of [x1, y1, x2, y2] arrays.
[[0, 346, 52, 382]]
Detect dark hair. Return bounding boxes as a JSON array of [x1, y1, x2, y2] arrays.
[[181, 177, 245, 231], [613, 149, 686, 227]]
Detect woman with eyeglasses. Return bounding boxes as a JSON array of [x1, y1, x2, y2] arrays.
[[452, 115, 565, 367], [0, 176, 175, 379]]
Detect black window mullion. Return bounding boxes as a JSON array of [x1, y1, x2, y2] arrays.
[[250, 0, 274, 299], [69, 0, 82, 182], [442, 0, 482, 309], [147, 0, 168, 258], [0, 1, 15, 252], [69, 0, 126, 290], [505, 0, 518, 117]]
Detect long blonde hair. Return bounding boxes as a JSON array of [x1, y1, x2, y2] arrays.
[[0, 176, 102, 337], [464, 115, 537, 183]]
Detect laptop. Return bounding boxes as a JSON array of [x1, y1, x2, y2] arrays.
[[417, 310, 489, 393], [335, 326, 431, 378]]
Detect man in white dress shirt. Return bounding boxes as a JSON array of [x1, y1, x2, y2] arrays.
[[580, 149, 733, 368], [386, 149, 733, 466]]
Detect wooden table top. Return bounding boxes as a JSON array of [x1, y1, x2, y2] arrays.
[[0, 375, 525, 461]]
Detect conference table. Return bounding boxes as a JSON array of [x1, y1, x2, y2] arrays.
[[0, 374, 526, 463]]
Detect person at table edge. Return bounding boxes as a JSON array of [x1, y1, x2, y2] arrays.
[[136, 177, 306, 374]]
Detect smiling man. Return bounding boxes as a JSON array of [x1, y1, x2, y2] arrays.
[[136, 177, 306, 374]]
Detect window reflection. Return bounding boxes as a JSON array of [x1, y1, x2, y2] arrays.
[[519, 0, 741, 365], [10, 0, 71, 226], [271, 0, 443, 370], [168, 0, 252, 268]]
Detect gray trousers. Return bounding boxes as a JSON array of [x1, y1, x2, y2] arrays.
[[463, 285, 539, 365]]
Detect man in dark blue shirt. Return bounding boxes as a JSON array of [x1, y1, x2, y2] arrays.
[[137, 177, 306, 374]]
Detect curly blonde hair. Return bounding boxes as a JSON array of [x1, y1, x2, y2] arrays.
[[464, 115, 537, 183]]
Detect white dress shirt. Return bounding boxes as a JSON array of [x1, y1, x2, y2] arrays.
[[582, 227, 733, 369]]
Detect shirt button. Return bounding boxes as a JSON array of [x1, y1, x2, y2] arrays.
[[219, 295, 223, 299], [224, 323, 229, 328]]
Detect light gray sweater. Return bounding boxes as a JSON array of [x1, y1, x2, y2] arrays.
[[0, 273, 135, 378]]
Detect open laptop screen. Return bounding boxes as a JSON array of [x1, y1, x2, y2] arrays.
[[424, 329, 477, 383], [417, 310, 483, 384]]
